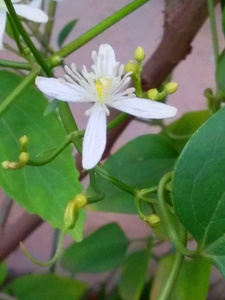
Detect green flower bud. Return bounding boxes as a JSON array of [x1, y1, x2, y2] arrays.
[[74, 194, 87, 209], [19, 135, 29, 148], [64, 200, 79, 230], [146, 214, 160, 228], [125, 61, 137, 74], [165, 82, 178, 94], [19, 152, 30, 165], [2, 161, 10, 169], [134, 46, 145, 61], [50, 55, 62, 67], [8, 162, 20, 170], [147, 88, 159, 100]]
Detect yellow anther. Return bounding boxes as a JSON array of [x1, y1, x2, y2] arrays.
[[95, 80, 104, 100], [95, 78, 111, 100]]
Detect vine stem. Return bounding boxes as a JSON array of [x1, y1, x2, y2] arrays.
[[0, 60, 31, 70], [50, 0, 149, 60], [157, 172, 197, 257], [208, 0, 220, 63], [158, 225, 187, 300], [4, 0, 52, 77], [43, 0, 57, 53], [20, 226, 68, 266]]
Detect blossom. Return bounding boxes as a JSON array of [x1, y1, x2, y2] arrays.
[[36, 44, 177, 170], [0, 0, 48, 49]]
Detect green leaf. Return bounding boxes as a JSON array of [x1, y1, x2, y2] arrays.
[[161, 110, 209, 152], [0, 263, 7, 285], [43, 99, 58, 116], [150, 255, 211, 300], [0, 71, 83, 241], [88, 135, 178, 214], [172, 106, 225, 277], [118, 242, 151, 300], [4, 274, 87, 300], [216, 51, 225, 93], [61, 223, 129, 273], [57, 20, 78, 47]]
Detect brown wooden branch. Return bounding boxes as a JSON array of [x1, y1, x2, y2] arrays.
[[0, 0, 215, 261]]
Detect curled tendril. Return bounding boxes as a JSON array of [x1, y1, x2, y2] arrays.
[[20, 226, 68, 266]]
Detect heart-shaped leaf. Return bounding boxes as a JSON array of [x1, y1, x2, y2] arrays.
[[172, 106, 225, 277], [0, 71, 84, 240]]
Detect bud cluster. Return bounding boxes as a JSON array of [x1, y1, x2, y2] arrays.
[[147, 82, 179, 101], [2, 135, 30, 170]]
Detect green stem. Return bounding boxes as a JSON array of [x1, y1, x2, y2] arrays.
[[28, 134, 72, 166], [44, 0, 57, 51], [134, 61, 144, 97], [107, 113, 128, 130], [49, 229, 60, 273], [94, 165, 137, 196], [7, 14, 24, 54], [158, 172, 197, 257], [4, 0, 53, 76], [208, 0, 220, 63], [20, 226, 68, 266], [158, 225, 186, 300], [0, 67, 40, 116], [57, 102, 82, 152], [0, 59, 31, 70], [76, 113, 129, 138], [86, 170, 105, 204], [48, 0, 148, 62]]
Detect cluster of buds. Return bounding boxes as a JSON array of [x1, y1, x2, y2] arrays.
[[125, 46, 145, 82], [2, 135, 30, 170], [147, 82, 179, 101], [64, 194, 87, 230]]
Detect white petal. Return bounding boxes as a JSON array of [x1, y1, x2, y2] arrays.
[[95, 44, 117, 76], [82, 105, 107, 170], [0, 11, 6, 50], [29, 0, 42, 8], [13, 4, 48, 23], [109, 97, 177, 119], [35, 77, 88, 102]]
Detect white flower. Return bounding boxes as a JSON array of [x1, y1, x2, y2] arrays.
[[36, 44, 177, 170], [0, 0, 48, 49], [30, 0, 65, 8]]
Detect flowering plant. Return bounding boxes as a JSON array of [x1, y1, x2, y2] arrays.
[[0, 0, 224, 299]]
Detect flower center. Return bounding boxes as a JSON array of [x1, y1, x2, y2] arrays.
[[95, 78, 111, 102]]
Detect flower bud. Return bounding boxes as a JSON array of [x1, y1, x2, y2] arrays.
[[19, 152, 30, 164], [134, 46, 145, 61], [2, 161, 10, 169], [8, 162, 20, 170], [146, 214, 160, 228], [64, 200, 79, 230], [165, 82, 178, 94], [19, 135, 29, 148], [50, 55, 62, 67], [147, 88, 159, 100], [125, 61, 137, 74], [74, 194, 87, 209]]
